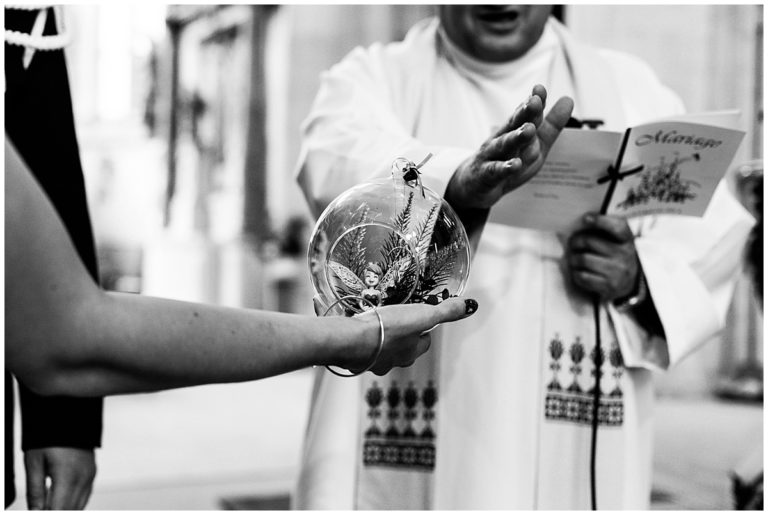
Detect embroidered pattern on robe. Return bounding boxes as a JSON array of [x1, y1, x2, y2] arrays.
[[362, 379, 438, 470], [544, 333, 625, 426]]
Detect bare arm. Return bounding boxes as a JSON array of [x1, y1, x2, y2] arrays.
[[6, 139, 476, 397]]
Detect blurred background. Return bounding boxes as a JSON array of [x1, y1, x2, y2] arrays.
[[7, 4, 763, 510]]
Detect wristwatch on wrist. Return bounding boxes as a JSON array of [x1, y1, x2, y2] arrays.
[[614, 272, 647, 312]]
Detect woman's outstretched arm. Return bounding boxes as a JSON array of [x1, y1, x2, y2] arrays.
[[6, 138, 476, 397]]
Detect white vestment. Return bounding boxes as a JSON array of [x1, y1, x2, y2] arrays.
[[294, 17, 754, 509]]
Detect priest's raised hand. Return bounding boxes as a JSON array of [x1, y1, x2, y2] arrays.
[[445, 84, 574, 211]]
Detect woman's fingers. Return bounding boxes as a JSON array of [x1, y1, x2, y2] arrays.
[[371, 333, 432, 375], [361, 296, 478, 373], [378, 296, 478, 334], [426, 296, 479, 327]]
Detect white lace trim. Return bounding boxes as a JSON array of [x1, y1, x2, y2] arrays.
[[4, 5, 70, 49], [5, 4, 51, 10], [4, 29, 70, 50], [4, 5, 69, 70]]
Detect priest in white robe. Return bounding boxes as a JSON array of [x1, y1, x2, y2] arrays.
[[293, 5, 755, 510]]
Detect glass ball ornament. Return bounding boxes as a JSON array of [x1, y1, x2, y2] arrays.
[[308, 155, 471, 314]]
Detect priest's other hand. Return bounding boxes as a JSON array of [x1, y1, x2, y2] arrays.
[[24, 447, 96, 510], [445, 84, 573, 210], [564, 213, 640, 302]]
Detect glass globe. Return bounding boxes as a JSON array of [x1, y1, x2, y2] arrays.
[[308, 157, 471, 314]]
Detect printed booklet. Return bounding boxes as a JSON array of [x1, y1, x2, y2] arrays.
[[488, 111, 745, 232]]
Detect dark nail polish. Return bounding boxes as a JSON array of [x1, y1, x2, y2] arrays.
[[465, 299, 478, 315]]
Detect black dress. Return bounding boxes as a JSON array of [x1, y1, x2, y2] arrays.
[[5, 7, 103, 507]]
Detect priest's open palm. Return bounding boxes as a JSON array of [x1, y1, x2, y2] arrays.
[[445, 84, 574, 210]]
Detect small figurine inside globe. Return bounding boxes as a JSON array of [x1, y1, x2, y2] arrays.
[[308, 155, 471, 315]]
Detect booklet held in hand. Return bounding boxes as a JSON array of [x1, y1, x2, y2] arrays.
[[488, 111, 746, 232]]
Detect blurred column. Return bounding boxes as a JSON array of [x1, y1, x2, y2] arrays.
[[145, 6, 273, 308], [243, 6, 275, 247], [717, 161, 763, 401], [715, 7, 763, 401], [67, 5, 167, 294]]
